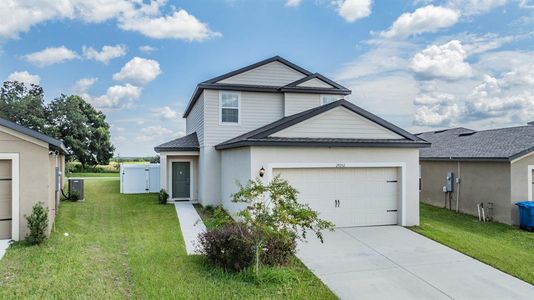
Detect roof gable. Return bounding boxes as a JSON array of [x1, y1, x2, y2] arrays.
[[271, 106, 403, 140], [215, 100, 428, 149], [297, 77, 333, 88], [0, 117, 67, 154], [217, 61, 307, 86]]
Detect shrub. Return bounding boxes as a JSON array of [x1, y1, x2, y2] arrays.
[[204, 205, 232, 229], [261, 232, 296, 266], [232, 175, 335, 274], [25, 202, 49, 245], [198, 223, 256, 272], [159, 189, 169, 204]]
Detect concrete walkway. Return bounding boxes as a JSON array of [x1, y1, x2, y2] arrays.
[[297, 226, 534, 300], [174, 202, 206, 255]]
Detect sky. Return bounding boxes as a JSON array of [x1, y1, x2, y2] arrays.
[[1, 0, 533, 156]]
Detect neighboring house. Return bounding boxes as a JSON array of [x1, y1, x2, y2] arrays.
[[155, 56, 429, 227], [0, 117, 67, 241], [417, 124, 534, 225]]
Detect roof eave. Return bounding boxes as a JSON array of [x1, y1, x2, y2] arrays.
[[216, 140, 430, 150], [154, 147, 200, 153], [279, 87, 351, 95], [419, 157, 510, 162]]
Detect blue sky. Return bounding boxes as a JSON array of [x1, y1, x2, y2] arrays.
[[1, 0, 533, 156]]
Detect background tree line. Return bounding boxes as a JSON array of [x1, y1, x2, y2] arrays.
[[0, 81, 114, 168]]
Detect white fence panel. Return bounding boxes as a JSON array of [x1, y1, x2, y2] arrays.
[[120, 164, 160, 194]]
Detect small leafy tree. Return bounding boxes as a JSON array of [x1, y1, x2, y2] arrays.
[[25, 202, 49, 245], [232, 175, 335, 274]]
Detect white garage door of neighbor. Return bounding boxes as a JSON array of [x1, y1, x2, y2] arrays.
[[274, 167, 399, 227], [0, 160, 12, 239]]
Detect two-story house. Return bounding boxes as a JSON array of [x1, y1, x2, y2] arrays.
[[155, 56, 429, 227]]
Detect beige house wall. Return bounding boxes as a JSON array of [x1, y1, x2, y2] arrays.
[[511, 153, 534, 224], [420, 160, 512, 224], [0, 128, 63, 240]]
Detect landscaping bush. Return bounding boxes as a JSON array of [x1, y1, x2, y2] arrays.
[[25, 202, 48, 245], [68, 190, 80, 201], [198, 223, 256, 272], [261, 232, 296, 266], [158, 189, 169, 204], [203, 205, 232, 229]]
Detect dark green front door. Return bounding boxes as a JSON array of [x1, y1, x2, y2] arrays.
[[172, 162, 190, 198]]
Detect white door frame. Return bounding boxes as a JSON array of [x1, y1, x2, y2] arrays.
[[528, 165, 534, 201], [0, 153, 19, 241], [266, 162, 407, 226], [169, 158, 194, 201]]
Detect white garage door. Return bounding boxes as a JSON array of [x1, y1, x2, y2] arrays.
[[0, 160, 12, 239], [274, 167, 399, 227]]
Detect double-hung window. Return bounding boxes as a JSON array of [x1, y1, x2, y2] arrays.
[[220, 91, 240, 125], [321, 95, 341, 105]]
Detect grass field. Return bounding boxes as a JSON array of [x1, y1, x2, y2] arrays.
[[412, 203, 534, 285], [0, 178, 335, 299]]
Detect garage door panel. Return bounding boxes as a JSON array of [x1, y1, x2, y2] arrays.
[[0, 161, 11, 178], [0, 221, 11, 239], [275, 167, 399, 227]]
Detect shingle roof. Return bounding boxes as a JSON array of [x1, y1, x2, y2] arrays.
[[0, 117, 68, 154], [417, 125, 534, 160], [183, 56, 351, 118], [154, 132, 199, 152], [215, 100, 430, 150]]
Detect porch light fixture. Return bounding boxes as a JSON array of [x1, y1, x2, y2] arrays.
[[259, 167, 265, 177]]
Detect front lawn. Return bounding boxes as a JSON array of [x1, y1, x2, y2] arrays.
[[0, 178, 334, 299], [67, 172, 120, 178], [412, 203, 534, 285]]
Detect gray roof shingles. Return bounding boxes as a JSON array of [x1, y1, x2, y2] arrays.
[[154, 132, 199, 152], [417, 125, 534, 160]]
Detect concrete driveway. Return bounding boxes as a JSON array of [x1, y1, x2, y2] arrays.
[[297, 226, 534, 300]]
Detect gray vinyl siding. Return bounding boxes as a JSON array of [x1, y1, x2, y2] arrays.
[[284, 93, 344, 116], [203, 89, 284, 146], [273, 106, 403, 139], [218, 61, 306, 86], [220, 147, 251, 216], [297, 78, 333, 88], [185, 93, 205, 146]]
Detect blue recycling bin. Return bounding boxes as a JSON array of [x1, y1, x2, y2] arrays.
[[515, 201, 534, 231]]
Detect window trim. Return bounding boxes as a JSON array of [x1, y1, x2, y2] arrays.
[[219, 91, 241, 125], [320, 94, 342, 105]]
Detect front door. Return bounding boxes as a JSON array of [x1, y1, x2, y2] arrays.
[[172, 162, 190, 199]]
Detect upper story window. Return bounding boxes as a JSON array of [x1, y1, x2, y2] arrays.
[[321, 95, 341, 105], [219, 91, 241, 125]]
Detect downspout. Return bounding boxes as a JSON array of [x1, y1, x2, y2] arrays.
[[456, 161, 461, 212]]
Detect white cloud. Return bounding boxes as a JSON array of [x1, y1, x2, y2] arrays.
[[447, 0, 508, 16], [380, 5, 460, 39], [23, 46, 78, 67], [135, 125, 173, 142], [0, 1, 220, 42], [410, 40, 473, 80], [112, 57, 161, 86], [152, 106, 178, 120], [139, 45, 157, 53], [82, 44, 127, 64], [285, 0, 302, 7], [71, 77, 98, 100], [6, 71, 41, 86], [119, 9, 221, 41], [333, 0, 372, 22], [91, 84, 142, 109]]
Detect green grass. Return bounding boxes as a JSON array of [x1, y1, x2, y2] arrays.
[[67, 172, 120, 178], [0, 179, 335, 299], [412, 203, 534, 285]]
